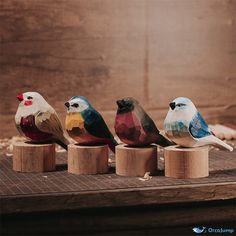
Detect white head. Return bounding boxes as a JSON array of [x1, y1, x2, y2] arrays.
[[17, 92, 48, 106], [167, 97, 197, 119], [15, 92, 53, 120], [65, 96, 90, 113]]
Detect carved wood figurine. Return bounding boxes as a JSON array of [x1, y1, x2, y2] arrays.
[[164, 97, 233, 151], [114, 97, 173, 147], [15, 92, 70, 149], [65, 96, 118, 153]]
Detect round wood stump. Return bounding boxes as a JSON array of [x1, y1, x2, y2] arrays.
[[164, 145, 209, 178], [68, 144, 109, 175], [13, 142, 56, 172], [115, 144, 157, 177]]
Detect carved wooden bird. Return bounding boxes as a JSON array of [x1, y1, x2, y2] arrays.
[[65, 96, 118, 153], [115, 97, 173, 147], [164, 97, 233, 151], [15, 92, 70, 149]]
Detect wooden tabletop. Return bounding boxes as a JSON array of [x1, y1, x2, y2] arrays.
[[1, 149, 236, 215]]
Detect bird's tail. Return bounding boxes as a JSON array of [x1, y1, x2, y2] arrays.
[[55, 132, 74, 150], [155, 134, 175, 147], [202, 135, 233, 151], [107, 138, 119, 153], [55, 139, 68, 150]]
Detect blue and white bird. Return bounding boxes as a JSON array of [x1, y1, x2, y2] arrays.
[[164, 97, 233, 151]]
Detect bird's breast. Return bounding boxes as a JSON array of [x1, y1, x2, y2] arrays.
[[65, 113, 84, 131], [20, 115, 52, 141], [67, 127, 99, 144], [164, 120, 189, 138], [66, 112, 103, 144], [115, 112, 141, 132], [115, 111, 148, 145]]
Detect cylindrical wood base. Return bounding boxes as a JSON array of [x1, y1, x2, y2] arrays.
[[68, 144, 109, 175], [164, 145, 209, 179], [116, 145, 157, 177], [13, 142, 56, 172]]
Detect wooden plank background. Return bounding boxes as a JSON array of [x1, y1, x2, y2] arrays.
[[0, 0, 236, 138]]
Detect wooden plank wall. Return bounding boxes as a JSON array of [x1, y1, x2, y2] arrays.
[[0, 0, 236, 138]]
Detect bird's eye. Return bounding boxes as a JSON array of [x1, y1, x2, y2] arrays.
[[72, 103, 79, 108], [177, 103, 186, 107], [27, 96, 33, 100]]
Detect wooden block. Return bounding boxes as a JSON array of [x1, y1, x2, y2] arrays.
[[115, 145, 157, 177], [164, 145, 209, 179], [68, 144, 109, 175], [13, 142, 56, 172]]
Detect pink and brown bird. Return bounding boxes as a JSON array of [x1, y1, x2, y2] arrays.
[[15, 92, 70, 149], [115, 97, 173, 147]]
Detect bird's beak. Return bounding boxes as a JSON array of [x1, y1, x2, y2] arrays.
[[169, 102, 176, 110], [17, 94, 24, 102], [65, 102, 70, 108], [116, 100, 124, 109]]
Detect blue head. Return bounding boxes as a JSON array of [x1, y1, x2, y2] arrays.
[[65, 96, 92, 113], [167, 97, 197, 120]]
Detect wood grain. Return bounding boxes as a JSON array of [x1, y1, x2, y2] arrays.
[[116, 144, 157, 176], [0, 0, 236, 137], [68, 144, 109, 174], [1, 182, 236, 214], [13, 142, 55, 172], [164, 145, 209, 178]]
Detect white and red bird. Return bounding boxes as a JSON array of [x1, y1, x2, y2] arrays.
[[15, 92, 70, 150]]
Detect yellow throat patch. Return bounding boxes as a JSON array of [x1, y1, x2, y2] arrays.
[[65, 113, 84, 131]]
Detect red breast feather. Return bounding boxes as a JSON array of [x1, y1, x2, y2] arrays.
[[115, 111, 145, 145], [20, 115, 52, 141]]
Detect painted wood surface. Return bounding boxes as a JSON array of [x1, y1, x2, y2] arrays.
[[0, 0, 236, 137]]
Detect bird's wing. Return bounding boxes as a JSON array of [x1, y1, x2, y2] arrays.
[[83, 110, 114, 140], [189, 112, 212, 139], [35, 111, 65, 139], [135, 106, 160, 134], [142, 113, 160, 134]]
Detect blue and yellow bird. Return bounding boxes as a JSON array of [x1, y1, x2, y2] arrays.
[[65, 96, 118, 153]]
